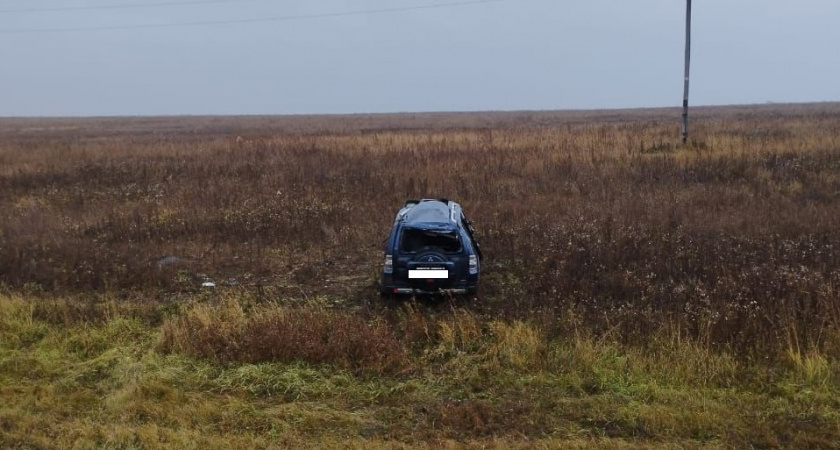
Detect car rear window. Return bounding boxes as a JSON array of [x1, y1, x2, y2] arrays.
[[400, 229, 461, 253]]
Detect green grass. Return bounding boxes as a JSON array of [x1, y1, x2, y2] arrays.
[[2, 293, 839, 448]]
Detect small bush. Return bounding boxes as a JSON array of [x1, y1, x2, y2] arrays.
[[157, 297, 407, 374]]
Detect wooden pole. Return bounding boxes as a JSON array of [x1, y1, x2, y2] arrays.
[[682, 0, 692, 144]]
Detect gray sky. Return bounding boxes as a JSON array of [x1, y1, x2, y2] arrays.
[[1, 0, 838, 116]]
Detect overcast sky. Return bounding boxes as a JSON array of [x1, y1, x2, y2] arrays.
[[1, 0, 838, 116]]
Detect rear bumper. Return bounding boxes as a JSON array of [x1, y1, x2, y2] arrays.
[[381, 275, 478, 295], [388, 287, 470, 295]]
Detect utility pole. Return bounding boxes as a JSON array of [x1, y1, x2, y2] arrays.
[[682, 0, 692, 144]]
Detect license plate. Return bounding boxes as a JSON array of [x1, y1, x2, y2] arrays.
[[409, 269, 448, 279]]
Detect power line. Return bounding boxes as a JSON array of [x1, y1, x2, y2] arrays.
[[0, 0, 258, 14], [0, 0, 509, 34]]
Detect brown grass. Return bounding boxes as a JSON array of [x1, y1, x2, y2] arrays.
[[2, 103, 840, 361], [156, 295, 407, 374]]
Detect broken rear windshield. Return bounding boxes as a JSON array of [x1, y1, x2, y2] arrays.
[[400, 229, 461, 253]]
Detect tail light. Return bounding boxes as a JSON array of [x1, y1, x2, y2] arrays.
[[383, 254, 393, 274], [469, 255, 478, 275]]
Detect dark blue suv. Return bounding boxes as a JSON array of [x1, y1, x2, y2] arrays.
[[381, 199, 482, 295]]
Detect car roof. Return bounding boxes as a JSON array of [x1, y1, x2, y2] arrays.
[[398, 199, 462, 230]]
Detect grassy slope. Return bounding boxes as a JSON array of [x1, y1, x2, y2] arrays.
[[1, 293, 838, 449]]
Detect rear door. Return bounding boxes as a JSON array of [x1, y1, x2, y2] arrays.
[[399, 227, 463, 289]]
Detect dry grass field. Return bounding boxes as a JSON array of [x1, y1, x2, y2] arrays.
[[1, 103, 840, 448]]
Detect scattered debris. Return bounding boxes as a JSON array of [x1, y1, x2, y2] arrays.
[[154, 255, 189, 267]]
